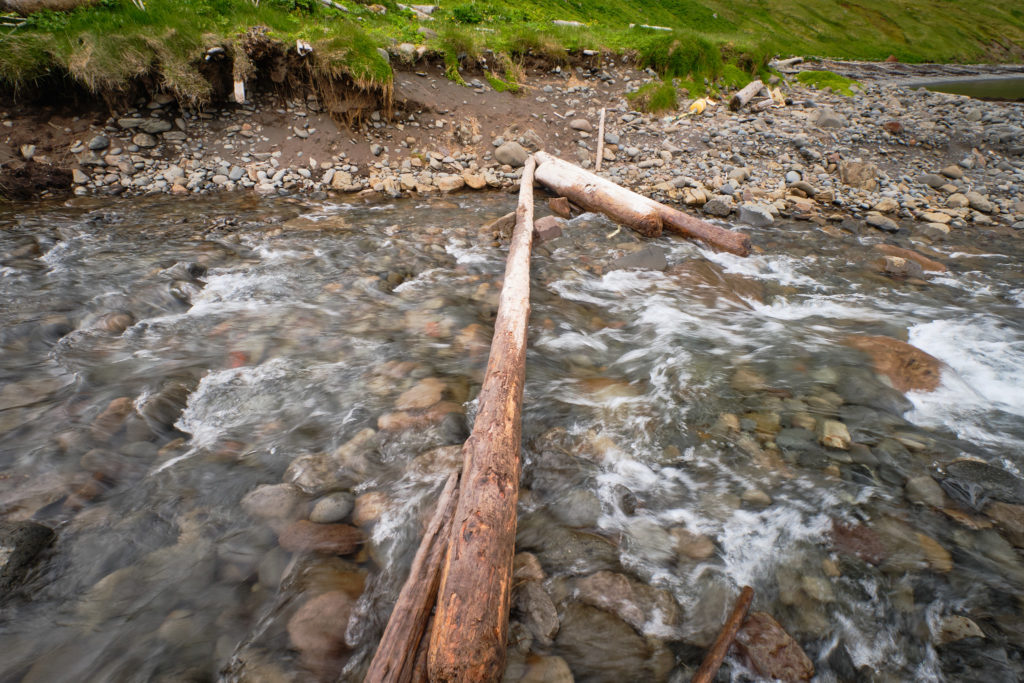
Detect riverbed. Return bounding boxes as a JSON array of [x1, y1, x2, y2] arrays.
[[2, 192, 1024, 681]]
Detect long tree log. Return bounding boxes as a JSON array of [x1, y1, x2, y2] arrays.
[[691, 585, 755, 683], [534, 151, 751, 255], [534, 152, 663, 237], [365, 472, 460, 683], [427, 156, 537, 682], [729, 79, 765, 111]]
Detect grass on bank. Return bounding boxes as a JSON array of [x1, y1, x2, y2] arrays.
[[1, 0, 1023, 109], [796, 70, 862, 97]]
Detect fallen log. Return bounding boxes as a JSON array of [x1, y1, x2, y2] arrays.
[[534, 152, 751, 255], [595, 107, 606, 172], [692, 585, 755, 683], [771, 56, 804, 70], [534, 152, 663, 237], [364, 472, 460, 683], [427, 156, 537, 682], [729, 80, 765, 111]]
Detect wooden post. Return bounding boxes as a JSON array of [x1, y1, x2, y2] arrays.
[[729, 80, 765, 111], [692, 585, 755, 683], [365, 473, 460, 683], [427, 157, 537, 682], [534, 152, 751, 255], [595, 107, 606, 172]]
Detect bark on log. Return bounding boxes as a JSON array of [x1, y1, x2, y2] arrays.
[[534, 152, 751, 255], [365, 472, 460, 683], [595, 107, 606, 172], [427, 156, 537, 682], [692, 585, 755, 683], [729, 80, 766, 111], [534, 152, 663, 238], [771, 56, 804, 69]]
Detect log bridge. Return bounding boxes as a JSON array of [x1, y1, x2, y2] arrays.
[[365, 155, 752, 682]]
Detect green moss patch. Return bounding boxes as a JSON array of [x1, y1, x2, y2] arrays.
[[796, 70, 862, 96]]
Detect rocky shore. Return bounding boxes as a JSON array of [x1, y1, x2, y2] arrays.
[[3, 59, 1023, 241]]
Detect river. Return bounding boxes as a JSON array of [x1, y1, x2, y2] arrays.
[[2, 193, 1024, 681]]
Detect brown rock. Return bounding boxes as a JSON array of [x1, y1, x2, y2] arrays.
[[287, 591, 353, 673], [670, 527, 715, 560], [873, 254, 925, 279], [548, 196, 573, 218], [874, 244, 946, 272], [278, 520, 362, 555], [483, 211, 516, 239], [90, 397, 135, 441], [667, 260, 765, 308], [986, 501, 1024, 548], [395, 377, 446, 410], [882, 120, 903, 134], [839, 161, 878, 191], [735, 612, 814, 682], [830, 521, 885, 565], [845, 335, 942, 392], [462, 171, 486, 190], [513, 552, 546, 582], [533, 215, 563, 242], [352, 491, 390, 527], [575, 570, 680, 636], [376, 401, 463, 431], [513, 581, 560, 645]]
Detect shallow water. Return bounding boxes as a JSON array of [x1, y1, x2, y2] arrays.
[[914, 76, 1024, 101], [2, 193, 1024, 682]]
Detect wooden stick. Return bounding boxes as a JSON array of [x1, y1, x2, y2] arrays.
[[595, 107, 606, 172], [729, 80, 766, 111], [427, 157, 537, 682], [534, 151, 751, 255], [364, 472, 460, 683], [691, 585, 755, 683]]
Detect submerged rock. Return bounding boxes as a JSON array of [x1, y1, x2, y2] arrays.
[[555, 602, 673, 683], [0, 521, 55, 591], [845, 335, 942, 393], [940, 459, 1024, 509], [735, 612, 814, 681], [287, 591, 354, 674]]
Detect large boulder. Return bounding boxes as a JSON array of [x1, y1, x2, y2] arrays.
[[494, 141, 529, 167], [839, 160, 879, 190]]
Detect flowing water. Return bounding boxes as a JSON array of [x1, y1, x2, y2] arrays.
[[2, 194, 1024, 682]]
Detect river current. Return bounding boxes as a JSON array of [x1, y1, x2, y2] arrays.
[[1, 193, 1023, 682]]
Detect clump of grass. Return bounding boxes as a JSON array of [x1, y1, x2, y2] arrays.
[[720, 63, 751, 89], [637, 31, 722, 82], [432, 24, 481, 85], [484, 70, 518, 93], [796, 69, 862, 96], [499, 26, 567, 63], [626, 80, 677, 113]]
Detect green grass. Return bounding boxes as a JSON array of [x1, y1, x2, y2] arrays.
[[796, 69, 862, 96], [1, 0, 1023, 107], [626, 80, 678, 113]]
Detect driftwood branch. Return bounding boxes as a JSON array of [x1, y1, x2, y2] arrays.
[[365, 472, 460, 683], [427, 157, 537, 682], [729, 80, 765, 111], [692, 585, 755, 683], [595, 107, 606, 172], [534, 151, 751, 255]]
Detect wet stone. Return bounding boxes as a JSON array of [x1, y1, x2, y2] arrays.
[[287, 591, 354, 674], [555, 602, 673, 683], [277, 520, 362, 555], [309, 492, 355, 523], [0, 521, 55, 590], [735, 612, 814, 682], [241, 483, 305, 520]]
